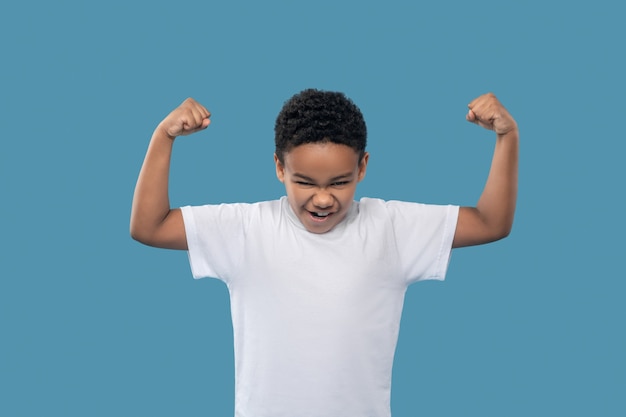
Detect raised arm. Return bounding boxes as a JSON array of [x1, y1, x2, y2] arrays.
[[452, 93, 518, 248], [130, 98, 211, 250]]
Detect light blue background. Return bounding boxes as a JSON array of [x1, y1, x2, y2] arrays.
[[1, 0, 624, 416]]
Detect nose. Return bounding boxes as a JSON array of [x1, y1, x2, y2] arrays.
[[312, 189, 333, 208]]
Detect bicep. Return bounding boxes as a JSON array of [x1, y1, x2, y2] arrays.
[[140, 208, 188, 250], [452, 206, 506, 248]]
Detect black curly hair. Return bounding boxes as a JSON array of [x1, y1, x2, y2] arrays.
[[274, 89, 367, 164]]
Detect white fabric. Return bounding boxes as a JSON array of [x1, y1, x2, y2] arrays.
[[181, 197, 459, 417]]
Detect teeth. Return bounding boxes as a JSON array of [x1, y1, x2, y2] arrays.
[[314, 212, 329, 217]]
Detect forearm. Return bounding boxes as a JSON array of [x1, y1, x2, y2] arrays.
[[130, 127, 176, 243], [475, 128, 519, 238]]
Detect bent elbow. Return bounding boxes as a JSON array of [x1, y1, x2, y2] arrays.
[[497, 229, 511, 242], [130, 229, 160, 247], [129, 227, 146, 244], [129, 227, 142, 243], [492, 222, 513, 242], [129, 221, 152, 246]]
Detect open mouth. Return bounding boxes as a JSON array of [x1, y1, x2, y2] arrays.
[[308, 211, 333, 221]]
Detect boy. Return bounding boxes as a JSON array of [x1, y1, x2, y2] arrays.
[[130, 89, 518, 417]]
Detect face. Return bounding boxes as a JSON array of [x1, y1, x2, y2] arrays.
[[275, 142, 369, 234]]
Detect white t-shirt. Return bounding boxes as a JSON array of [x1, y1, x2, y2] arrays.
[[181, 197, 459, 417]]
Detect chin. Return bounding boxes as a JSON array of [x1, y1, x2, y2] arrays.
[[306, 225, 334, 234]]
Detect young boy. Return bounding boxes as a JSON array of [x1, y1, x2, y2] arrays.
[[130, 89, 518, 417]]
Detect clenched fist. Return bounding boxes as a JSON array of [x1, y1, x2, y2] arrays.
[[157, 97, 211, 139], [466, 93, 517, 136]]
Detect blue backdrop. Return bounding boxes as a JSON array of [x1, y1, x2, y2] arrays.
[[2, 1, 624, 416]]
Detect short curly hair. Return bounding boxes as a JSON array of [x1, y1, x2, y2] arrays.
[[274, 89, 367, 164]]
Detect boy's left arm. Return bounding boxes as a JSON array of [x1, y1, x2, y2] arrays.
[[452, 93, 519, 248]]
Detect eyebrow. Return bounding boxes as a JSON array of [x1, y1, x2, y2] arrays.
[[292, 172, 354, 182]]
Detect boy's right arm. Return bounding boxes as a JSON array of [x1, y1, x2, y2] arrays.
[[130, 98, 211, 250]]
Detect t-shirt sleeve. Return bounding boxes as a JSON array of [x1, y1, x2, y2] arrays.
[[180, 203, 248, 281], [386, 201, 459, 283]]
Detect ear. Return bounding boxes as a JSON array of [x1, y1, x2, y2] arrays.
[[357, 152, 369, 182], [274, 154, 285, 183]]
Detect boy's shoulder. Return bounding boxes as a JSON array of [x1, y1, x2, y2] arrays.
[[357, 197, 449, 211]]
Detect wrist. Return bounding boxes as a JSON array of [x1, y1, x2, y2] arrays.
[[496, 125, 519, 139], [154, 123, 177, 142]]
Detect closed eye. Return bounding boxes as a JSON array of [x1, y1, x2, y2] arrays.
[[331, 181, 350, 187]]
